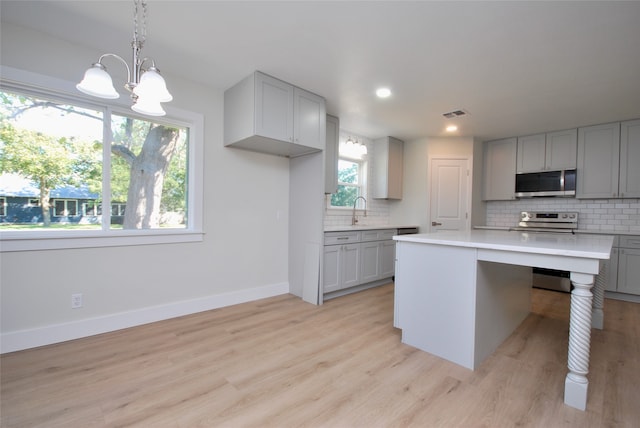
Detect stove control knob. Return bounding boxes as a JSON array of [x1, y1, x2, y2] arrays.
[[562, 213, 568, 218]]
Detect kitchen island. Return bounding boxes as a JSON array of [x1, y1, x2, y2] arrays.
[[393, 229, 613, 411]]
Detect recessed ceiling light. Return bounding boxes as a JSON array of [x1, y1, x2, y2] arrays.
[[446, 125, 458, 132], [376, 87, 391, 98]]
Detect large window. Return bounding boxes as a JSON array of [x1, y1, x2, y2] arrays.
[[330, 135, 368, 208], [0, 73, 203, 251], [331, 158, 366, 208]]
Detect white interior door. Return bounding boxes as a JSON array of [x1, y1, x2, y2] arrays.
[[429, 158, 470, 232]]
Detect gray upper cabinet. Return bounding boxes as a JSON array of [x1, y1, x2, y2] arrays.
[[293, 87, 326, 152], [254, 73, 294, 143], [224, 71, 326, 157], [372, 136, 404, 200], [546, 129, 578, 170], [577, 122, 621, 198], [619, 119, 640, 198], [516, 129, 577, 173], [324, 115, 339, 194], [483, 137, 517, 201], [516, 133, 546, 173]]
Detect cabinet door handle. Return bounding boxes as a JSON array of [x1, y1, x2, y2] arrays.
[[432, 221, 442, 226], [337, 237, 349, 240]]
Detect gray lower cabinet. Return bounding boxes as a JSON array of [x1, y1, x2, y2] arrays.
[[617, 236, 640, 295], [323, 229, 397, 294], [604, 235, 640, 296], [360, 241, 382, 284], [379, 239, 397, 278]]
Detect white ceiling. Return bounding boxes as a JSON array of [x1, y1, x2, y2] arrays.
[[2, 1, 640, 142]]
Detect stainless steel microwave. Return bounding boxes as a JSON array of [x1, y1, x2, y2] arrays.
[[515, 169, 576, 197]]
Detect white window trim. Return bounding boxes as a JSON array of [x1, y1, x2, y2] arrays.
[[0, 66, 204, 252], [82, 201, 100, 216], [52, 199, 78, 217]]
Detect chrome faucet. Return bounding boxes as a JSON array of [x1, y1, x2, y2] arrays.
[[352, 196, 367, 225]]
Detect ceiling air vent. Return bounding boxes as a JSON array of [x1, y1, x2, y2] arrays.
[[443, 109, 468, 119]]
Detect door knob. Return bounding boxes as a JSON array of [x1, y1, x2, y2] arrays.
[[432, 221, 442, 226]]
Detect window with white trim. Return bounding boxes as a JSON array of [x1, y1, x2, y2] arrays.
[[0, 73, 203, 251], [111, 203, 126, 217], [330, 135, 368, 208], [0, 197, 5, 217], [52, 199, 78, 217], [82, 201, 100, 216], [330, 157, 366, 208]]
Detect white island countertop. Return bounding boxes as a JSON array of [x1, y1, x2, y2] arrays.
[[394, 229, 614, 260]]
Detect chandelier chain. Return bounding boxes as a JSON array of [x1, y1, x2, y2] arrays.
[[133, 0, 147, 46]]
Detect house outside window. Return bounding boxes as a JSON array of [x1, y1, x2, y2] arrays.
[[0, 69, 203, 252], [0, 197, 5, 217]]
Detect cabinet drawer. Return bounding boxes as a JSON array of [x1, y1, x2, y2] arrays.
[[361, 229, 397, 242], [619, 235, 640, 249], [378, 229, 398, 240], [324, 231, 361, 245]]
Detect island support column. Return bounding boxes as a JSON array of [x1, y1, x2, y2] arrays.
[[591, 263, 606, 329], [565, 272, 595, 411]]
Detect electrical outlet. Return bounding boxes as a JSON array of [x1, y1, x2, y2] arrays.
[[71, 293, 83, 309]]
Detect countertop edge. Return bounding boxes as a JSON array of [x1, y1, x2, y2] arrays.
[[395, 230, 614, 259], [324, 225, 419, 232]]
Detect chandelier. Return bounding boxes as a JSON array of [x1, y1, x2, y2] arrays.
[[342, 136, 368, 158], [76, 0, 172, 116]]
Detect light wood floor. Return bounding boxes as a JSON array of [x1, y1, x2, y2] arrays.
[[2, 283, 639, 427]]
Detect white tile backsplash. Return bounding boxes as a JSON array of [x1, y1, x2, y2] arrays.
[[486, 198, 640, 233]]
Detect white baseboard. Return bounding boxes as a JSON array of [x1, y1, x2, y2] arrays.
[[1, 282, 289, 354]]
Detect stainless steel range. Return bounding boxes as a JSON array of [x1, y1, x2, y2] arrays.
[[514, 211, 579, 292], [514, 211, 578, 233]]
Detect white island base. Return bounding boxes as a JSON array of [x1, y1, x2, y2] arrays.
[[393, 230, 613, 411]]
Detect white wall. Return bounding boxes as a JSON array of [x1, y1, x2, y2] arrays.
[[0, 23, 291, 351], [389, 136, 478, 232]]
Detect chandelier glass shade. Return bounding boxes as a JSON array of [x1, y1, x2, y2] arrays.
[[76, 0, 172, 116], [76, 63, 119, 99]]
